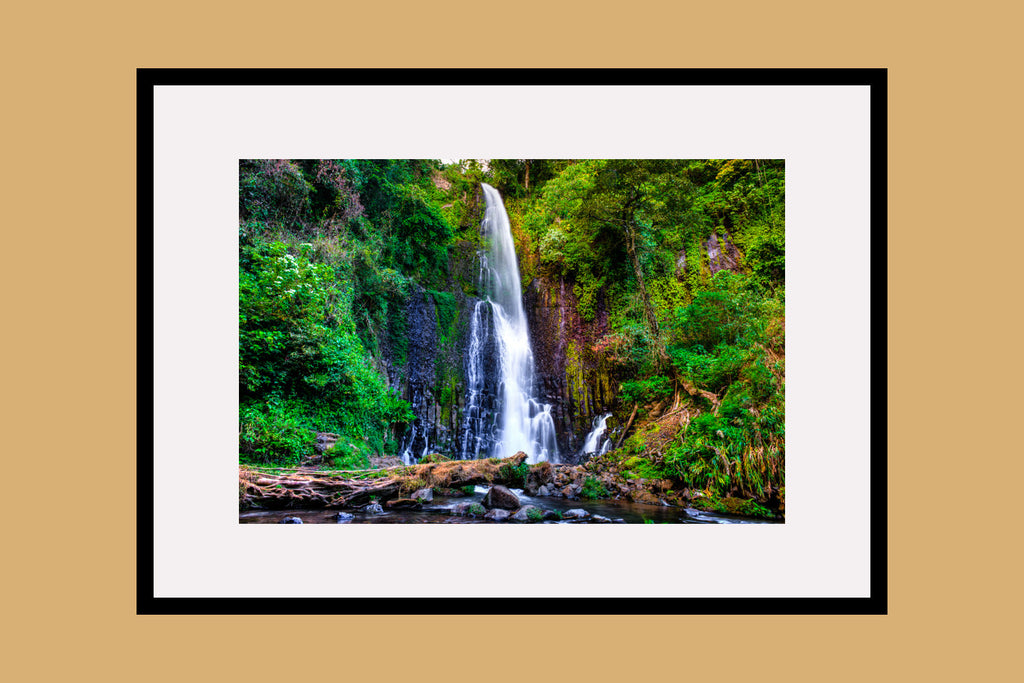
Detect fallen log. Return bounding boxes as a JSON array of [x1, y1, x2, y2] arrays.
[[240, 451, 536, 510]]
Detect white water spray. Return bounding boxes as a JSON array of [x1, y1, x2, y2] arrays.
[[581, 413, 612, 456], [464, 184, 558, 464]]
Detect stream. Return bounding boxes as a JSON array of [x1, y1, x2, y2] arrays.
[[239, 486, 778, 524]]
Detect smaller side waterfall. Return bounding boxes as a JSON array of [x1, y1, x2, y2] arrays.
[[581, 413, 612, 456]]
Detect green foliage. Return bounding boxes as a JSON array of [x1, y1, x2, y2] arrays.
[[324, 441, 372, 470], [468, 503, 485, 516], [498, 461, 529, 487], [526, 507, 544, 522], [354, 160, 454, 286], [238, 160, 429, 464], [691, 494, 775, 519], [239, 402, 316, 465], [580, 476, 609, 500], [620, 375, 673, 406]]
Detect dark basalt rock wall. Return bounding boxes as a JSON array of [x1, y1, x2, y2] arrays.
[[523, 275, 617, 463], [382, 189, 501, 462]]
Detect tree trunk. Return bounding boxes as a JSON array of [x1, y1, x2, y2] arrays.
[[614, 403, 640, 449]]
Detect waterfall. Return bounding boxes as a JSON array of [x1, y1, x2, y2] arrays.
[[461, 184, 558, 465], [460, 299, 490, 460], [581, 413, 612, 456]]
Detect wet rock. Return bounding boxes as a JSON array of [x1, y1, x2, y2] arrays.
[[336, 512, 355, 524], [562, 508, 589, 519], [704, 231, 742, 274], [450, 503, 471, 516], [483, 508, 511, 522], [369, 455, 403, 469], [411, 488, 433, 502], [524, 462, 554, 496], [315, 432, 341, 453], [628, 489, 662, 506], [511, 505, 543, 523], [536, 484, 553, 497], [591, 515, 612, 523], [364, 502, 384, 514], [482, 485, 520, 510], [281, 516, 303, 524], [542, 510, 562, 521], [436, 487, 471, 498]]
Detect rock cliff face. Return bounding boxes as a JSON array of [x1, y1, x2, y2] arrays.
[[382, 267, 495, 461], [380, 191, 502, 462], [523, 275, 617, 462], [703, 231, 742, 274]]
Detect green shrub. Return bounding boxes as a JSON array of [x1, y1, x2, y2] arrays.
[[324, 439, 372, 470], [620, 375, 673, 406], [581, 476, 609, 500], [239, 402, 316, 465], [498, 461, 529, 487]]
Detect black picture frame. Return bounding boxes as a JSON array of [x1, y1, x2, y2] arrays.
[[138, 67, 887, 615]]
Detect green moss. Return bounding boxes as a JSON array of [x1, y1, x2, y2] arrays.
[[564, 339, 589, 410], [468, 503, 485, 516], [429, 289, 460, 348]]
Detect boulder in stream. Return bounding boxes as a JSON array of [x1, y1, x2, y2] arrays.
[[411, 487, 433, 502], [281, 516, 303, 524], [482, 485, 520, 510], [483, 508, 511, 522], [511, 505, 543, 523]]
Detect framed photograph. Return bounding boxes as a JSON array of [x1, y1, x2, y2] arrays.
[[139, 68, 886, 613]]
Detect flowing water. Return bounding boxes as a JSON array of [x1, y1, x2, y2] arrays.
[[240, 487, 778, 524], [581, 413, 612, 456], [459, 184, 557, 464]]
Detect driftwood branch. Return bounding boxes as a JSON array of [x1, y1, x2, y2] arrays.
[[614, 403, 640, 450]]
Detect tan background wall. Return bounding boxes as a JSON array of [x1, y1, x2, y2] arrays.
[[5, 2, 1018, 680]]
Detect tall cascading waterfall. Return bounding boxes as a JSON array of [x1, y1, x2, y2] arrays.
[[461, 184, 558, 464]]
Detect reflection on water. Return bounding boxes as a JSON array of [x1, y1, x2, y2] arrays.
[[240, 488, 779, 525]]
